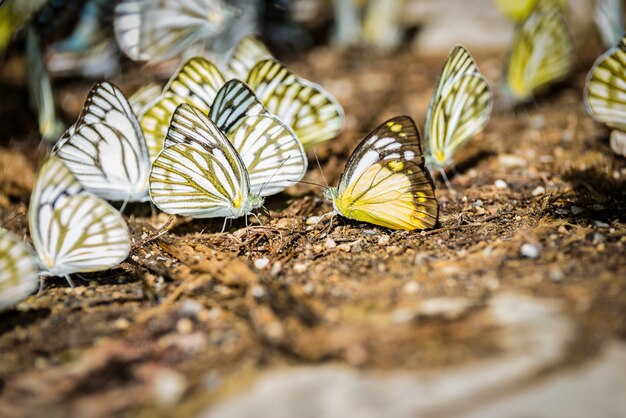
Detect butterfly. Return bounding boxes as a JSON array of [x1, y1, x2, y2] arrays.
[[27, 156, 130, 285], [140, 44, 344, 157], [25, 25, 65, 142], [424, 45, 492, 176], [323, 116, 439, 231], [493, 0, 565, 21], [52, 81, 152, 203], [503, 0, 574, 103], [594, 0, 625, 48], [128, 82, 163, 115], [114, 0, 236, 63], [150, 100, 307, 219], [585, 35, 626, 157], [0, 229, 39, 311]]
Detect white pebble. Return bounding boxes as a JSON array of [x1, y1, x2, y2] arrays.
[[570, 206, 584, 215], [254, 257, 270, 270], [520, 243, 540, 259], [324, 237, 337, 249], [494, 179, 508, 189], [532, 186, 546, 196]]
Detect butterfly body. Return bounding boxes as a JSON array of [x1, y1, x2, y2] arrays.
[[325, 117, 438, 231]]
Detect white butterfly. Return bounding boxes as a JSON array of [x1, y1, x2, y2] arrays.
[[114, 0, 236, 63], [52, 82, 152, 203], [139, 38, 344, 158], [595, 0, 625, 48], [28, 156, 131, 282], [149, 97, 307, 219], [424, 45, 492, 177], [25, 25, 65, 142], [0, 229, 39, 312]]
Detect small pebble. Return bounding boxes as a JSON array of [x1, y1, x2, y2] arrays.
[[472, 199, 483, 208], [403, 281, 420, 295], [324, 237, 337, 249], [592, 232, 606, 243], [494, 179, 508, 189], [570, 206, 584, 215], [254, 257, 270, 270], [176, 318, 193, 334], [531, 186, 546, 196], [179, 299, 203, 317], [377, 235, 390, 245], [520, 243, 540, 259], [251, 285, 266, 299], [498, 154, 527, 168], [555, 208, 568, 216], [270, 261, 282, 276], [593, 220, 610, 228], [306, 215, 323, 225], [293, 262, 308, 274]]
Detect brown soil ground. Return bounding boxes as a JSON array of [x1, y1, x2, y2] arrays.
[[0, 43, 625, 418]]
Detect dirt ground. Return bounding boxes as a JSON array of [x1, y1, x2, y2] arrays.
[[0, 42, 625, 418]]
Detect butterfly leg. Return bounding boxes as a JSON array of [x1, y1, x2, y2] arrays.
[[64, 274, 76, 288], [119, 195, 131, 214], [438, 167, 455, 193], [221, 217, 229, 233]]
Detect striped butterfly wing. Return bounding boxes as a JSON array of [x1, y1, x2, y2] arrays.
[[504, 0, 574, 102], [226, 115, 307, 196], [28, 157, 130, 277], [128, 82, 163, 115], [329, 117, 438, 231], [52, 82, 151, 202], [210, 79, 268, 133], [426, 73, 492, 168], [114, 0, 234, 63], [25, 25, 64, 141], [595, 0, 625, 48], [150, 104, 253, 218], [247, 59, 345, 150], [0, 229, 39, 312], [211, 80, 307, 196], [226, 35, 272, 80], [585, 37, 626, 132], [140, 57, 226, 161]]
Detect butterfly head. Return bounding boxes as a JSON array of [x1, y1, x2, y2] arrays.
[[323, 187, 340, 212]]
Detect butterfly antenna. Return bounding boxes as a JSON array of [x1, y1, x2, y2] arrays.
[[314, 150, 329, 187], [258, 156, 292, 197]]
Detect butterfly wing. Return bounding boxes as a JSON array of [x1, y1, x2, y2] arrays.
[[585, 37, 626, 132], [28, 157, 130, 277], [330, 117, 438, 231], [0, 229, 38, 312], [226, 35, 273, 80], [493, 0, 538, 21], [504, 1, 573, 102], [426, 73, 492, 168], [140, 57, 226, 161], [25, 25, 64, 141], [52, 82, 151, 202], [247, 59, 345, 150], [129, 82, 163, 115], [209, 79, 268, 133], [149, 104, 252, 218], [114, 0, 234, 63], [594, 0, 624, 48], [226, 114, 307, 196]]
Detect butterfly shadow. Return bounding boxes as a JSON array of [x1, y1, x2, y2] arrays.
[[559, 167, 626, 224], [0, 307, 51, 337]]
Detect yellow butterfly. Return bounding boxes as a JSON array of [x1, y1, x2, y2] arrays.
[[493, 0, 566, 21], [503, 0, 574, 103], [324, 116, 438, 231], [585, 35, 626, 156]]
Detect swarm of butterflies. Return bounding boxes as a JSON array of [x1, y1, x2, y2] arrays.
[[1, 0, 624, 311]]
